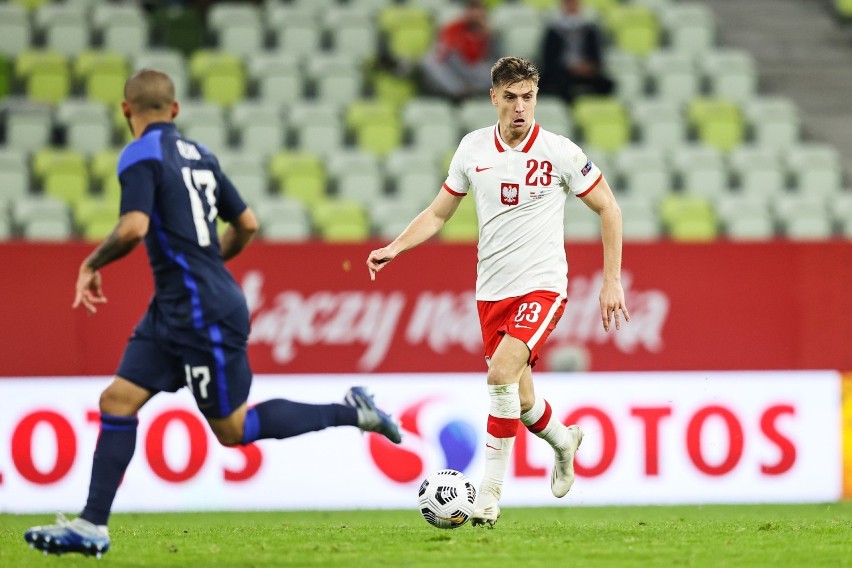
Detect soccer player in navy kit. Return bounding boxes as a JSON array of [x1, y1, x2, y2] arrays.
[[24, 70, 401, 558]]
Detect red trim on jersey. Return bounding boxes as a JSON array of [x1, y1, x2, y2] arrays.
[[442, 182, 465, 196], [487, 415, 520, 438], [493, 127, 505, 152], [576, 173, 603, 197], [521, 123, 541, 153], [528, 400, 553, 434]]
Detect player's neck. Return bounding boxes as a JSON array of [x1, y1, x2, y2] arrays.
[[130, 114, 173, 140], [498, 123, 532, 148]]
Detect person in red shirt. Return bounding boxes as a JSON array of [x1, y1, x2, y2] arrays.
[[421, 0, 501, 100]]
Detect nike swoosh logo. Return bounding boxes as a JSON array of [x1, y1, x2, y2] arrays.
[[475, 166, 493, 172], [486, 444, 500, 450], [516, 324, 532, 329]]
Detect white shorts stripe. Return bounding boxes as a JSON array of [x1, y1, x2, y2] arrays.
[[526, 292, 566, 351]]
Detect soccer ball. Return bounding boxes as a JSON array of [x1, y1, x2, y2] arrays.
[[417, 469, 477, 529]]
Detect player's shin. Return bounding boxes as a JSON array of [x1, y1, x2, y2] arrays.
[[479, 383, 521, 499], [80, 414, 139, 526]]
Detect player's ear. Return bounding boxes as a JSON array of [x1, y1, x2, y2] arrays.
[[170, 101, 179, 120], [490, 88, 497, 106], [120, 101, 131, 118]]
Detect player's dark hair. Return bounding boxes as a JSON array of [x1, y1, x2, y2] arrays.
[[491, 57, 540, 89], [124, 69, 175, 114]]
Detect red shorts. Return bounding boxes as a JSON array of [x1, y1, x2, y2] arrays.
[[477, 290, 566, 367]]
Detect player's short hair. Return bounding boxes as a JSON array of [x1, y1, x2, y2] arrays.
[[491, 57, 540, 89], [124, 69, 175, 114]]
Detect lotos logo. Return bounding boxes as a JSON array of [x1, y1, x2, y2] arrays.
[[368, 398, 479, 483]]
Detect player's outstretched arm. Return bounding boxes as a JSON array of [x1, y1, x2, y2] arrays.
[[367, 190, 463, 281], [73, 211, 149, 315], [579, 176, 630, 331], [221, 208, 259, 261]]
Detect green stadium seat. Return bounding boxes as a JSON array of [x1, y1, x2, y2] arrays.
[[312, 199, 369, 242], [370, 71, 416, 110], [189, 51, 245, 108], [90, 149, 121, 193], [378, 5, 431, 34], [606, 5, 660, 57], [32, 148, 87, 180], [73, 196, 117, 233], [269, 151, 328, 208], [688, 98, 744, 152], [837, 0, 852, 17], [0, 56, 11, 99], [44, 170, 90, 209], [660, 195, 717, 241], [346, 99, 399, 132], [16, 50, 70, 106], [152, 6, 204, 57], [440, 196, 478, 242]]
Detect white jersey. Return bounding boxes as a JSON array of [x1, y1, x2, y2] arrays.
[[443, 121, 602, 301]]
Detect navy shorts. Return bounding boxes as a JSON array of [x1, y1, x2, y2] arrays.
[[117, 302, 253, 419]]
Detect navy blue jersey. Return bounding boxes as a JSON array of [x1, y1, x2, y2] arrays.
[[117, 122, 248, 330]]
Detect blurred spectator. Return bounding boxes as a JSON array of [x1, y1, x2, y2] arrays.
[[420, 0, 500, 101], [539, 0, 614, 103]]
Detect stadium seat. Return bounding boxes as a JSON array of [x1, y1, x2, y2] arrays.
[[646, 51, 699, 104], [0, 149, 31, 203], [16, 50, 70, 106], [785, 144, 843, 196], [190, 51, 246, 108], [56, 99, 112, 155], [606, 5, 660, 57], [563, 201, 601, 241], [86, 66, 128, 107], [662, 2, 716, 56], [701, 49, 758, 104], [660, 194, 718, 241], [73, 196, 117, 234], [725, 216, 775, 241], [403, 98, 457, 129], [177, 102, 228, 155], [335, 171, 386, 209], [783, 216, 833, 240], [370, 71, 416, 110], [274, 24, 322, 60], [208, 3, 263, 58], [0, 55, 11, 99], [23, 217, 73, 241], [458, 100, 497, 131], [90, 148, 120, 194], [312, 199, 370, 242], [672, 144, 728, 200], [12, 195, 69, 229], [534, 96, 573, 135], [152, 6, 204, 57], [688, 98, 744, 152], [4, 100, 53, 152], [269, 151, 328, 208], [745, 96, 800, 151], [249, 53, 305, 105], [37, 4, 90, 57], [134, 49, 188, 99], [261, 216, 313, 241], [101, 19, 149, 59], [499, 22, 547, 62], [328, 20, 379, 62], [614, 145, 672, 199], [773, 194, 828, 230], [604, 49, 645, 100], [369, 196, 422, 236], [231, 102, 285, 160], [631, 98, 686, 150], [728, 146, 786, 198], [0, 4, 31, 57]]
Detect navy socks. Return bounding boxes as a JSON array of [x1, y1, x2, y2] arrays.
[[80, 413, 138, 526], [242, 399, 358, 445]]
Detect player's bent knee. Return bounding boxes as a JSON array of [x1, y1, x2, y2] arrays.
[[212, 429, 244, 447]]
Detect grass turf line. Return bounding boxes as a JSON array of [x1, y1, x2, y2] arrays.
[[1, 504, 850, 567]]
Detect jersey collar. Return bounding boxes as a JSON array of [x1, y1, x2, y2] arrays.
[[493, 121, 540, 153], [142, 122, 177, 136]]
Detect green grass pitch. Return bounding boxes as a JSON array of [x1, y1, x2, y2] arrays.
[[2, 504, 851, 567]]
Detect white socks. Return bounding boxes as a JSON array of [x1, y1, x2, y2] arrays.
[[480, 383, 520, 500]]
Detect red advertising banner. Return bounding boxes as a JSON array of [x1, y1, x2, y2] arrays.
[[1, 241, 850, 376]]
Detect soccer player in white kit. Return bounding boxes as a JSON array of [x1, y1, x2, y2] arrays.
[[366, 56, 629, 527]]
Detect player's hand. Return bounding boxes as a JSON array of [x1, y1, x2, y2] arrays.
[[73, 266, 107, 315], [599, 279, 629, 332], [366, 247, 397, 281]]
